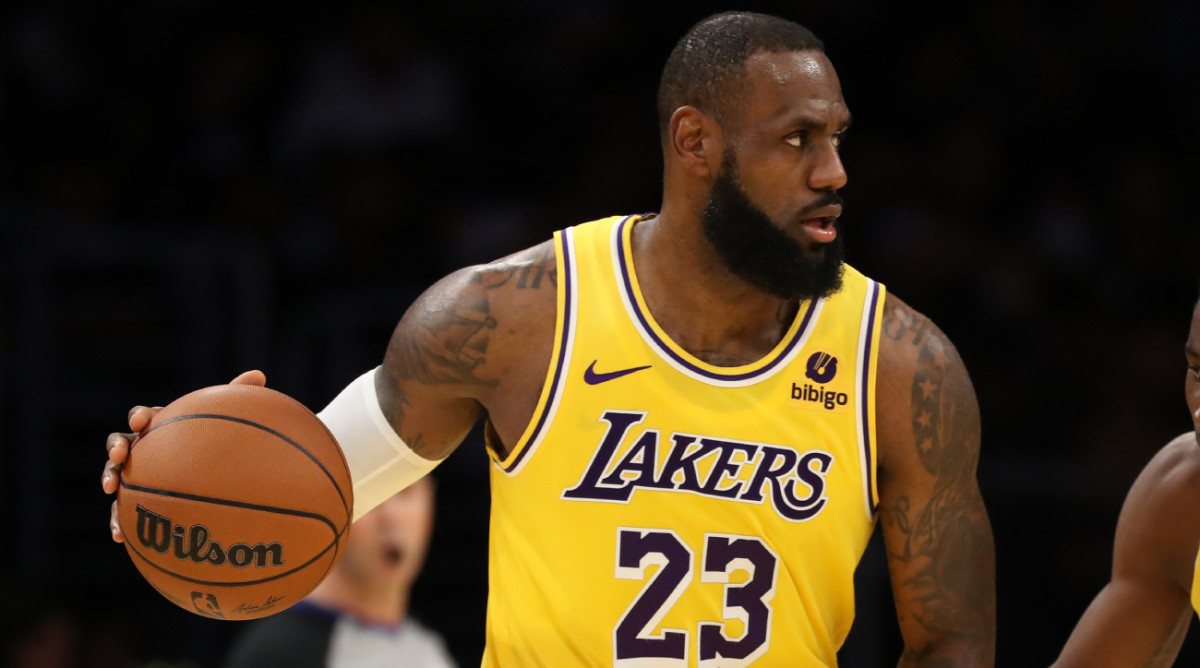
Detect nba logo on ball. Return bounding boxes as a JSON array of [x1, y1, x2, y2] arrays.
[[191, 592, 225, 619], [117, 384, 353, 621], [791, 351, 851, 413]]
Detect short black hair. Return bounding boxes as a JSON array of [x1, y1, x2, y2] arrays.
[[657, 11, 825, 139]]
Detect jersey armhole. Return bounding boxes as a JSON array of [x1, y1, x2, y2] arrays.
[[488, 227, 578, 475], [855, 279, 886, 518]]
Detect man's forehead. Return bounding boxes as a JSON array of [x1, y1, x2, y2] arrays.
[[748, 50, 834, 85], [742, 50, 847, 122]]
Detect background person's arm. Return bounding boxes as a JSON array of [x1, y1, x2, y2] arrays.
[[1053, 433, 1200, 668]]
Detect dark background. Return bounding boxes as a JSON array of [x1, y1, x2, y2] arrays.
[[3, 1, 1199, 666]]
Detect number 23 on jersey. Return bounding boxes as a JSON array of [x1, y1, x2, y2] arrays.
[[614, 528, 779, 667]]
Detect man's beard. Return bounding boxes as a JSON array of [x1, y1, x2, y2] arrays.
[[700, 158, 845, 301]]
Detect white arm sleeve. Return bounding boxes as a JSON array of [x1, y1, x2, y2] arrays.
[[316, 367, 443, 521]]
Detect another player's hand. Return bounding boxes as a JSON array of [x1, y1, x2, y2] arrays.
[[102, 370, 267, 542]]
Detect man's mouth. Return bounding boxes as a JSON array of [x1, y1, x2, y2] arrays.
[[800, 217, 838, 242]]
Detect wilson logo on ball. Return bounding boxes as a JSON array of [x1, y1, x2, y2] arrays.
[[135, 505, 284, 568]]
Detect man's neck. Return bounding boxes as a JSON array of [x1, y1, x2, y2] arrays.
[[631, 210, 799, 366]]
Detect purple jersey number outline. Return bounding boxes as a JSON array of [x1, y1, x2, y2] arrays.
[[613, 528, 779, 666]]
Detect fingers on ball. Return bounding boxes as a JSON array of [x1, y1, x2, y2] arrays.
[[128, 406, 154, 432], [110, 500, 125, 543], [101, 460, 122, 494], [106, 432, 130, 457]]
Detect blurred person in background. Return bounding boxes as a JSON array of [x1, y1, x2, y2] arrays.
[[1053, 292, 1200, 667], [223, 476, 455, 668]]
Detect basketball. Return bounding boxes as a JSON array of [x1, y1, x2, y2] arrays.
[[117, 383, 353, 621]]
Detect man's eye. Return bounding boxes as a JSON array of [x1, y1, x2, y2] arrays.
[[1189, 366, 1200, 380], [786, 132, 845, 148]]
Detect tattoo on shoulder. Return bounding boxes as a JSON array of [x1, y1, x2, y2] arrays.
[[387, 272, 501, 388], [385, 243, 559, 390], [482, 244, 558, 291], [881, 300, 930, 346], [879, 300, 994, 653], [881, 301, 978, 474]]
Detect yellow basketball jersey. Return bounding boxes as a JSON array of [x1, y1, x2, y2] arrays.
[[483, 215, 886, 667], [1192, 549, 1200, 616]]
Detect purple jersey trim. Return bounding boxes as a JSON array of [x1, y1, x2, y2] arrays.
[[501, 232, 574, 473], [615, 216, 817, 382], [860, 280, 881, 513]]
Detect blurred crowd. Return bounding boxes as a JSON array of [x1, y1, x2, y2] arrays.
[[1, 1, 1198, 666]]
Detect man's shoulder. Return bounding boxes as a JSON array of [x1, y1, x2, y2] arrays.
[[399, 618, 458, 666], [1134, 433, 1200, 508], [411, 238, 560, 378], [1113, 433, 1200, 587], [1156, 431, 1200, 464], [477, 238, 558, 288], [459, 238, 560, 316], [873, 291, 965, 381], [417, 238, 558, 312]]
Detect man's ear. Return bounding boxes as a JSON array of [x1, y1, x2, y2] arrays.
[[667, 105, 723, 177]]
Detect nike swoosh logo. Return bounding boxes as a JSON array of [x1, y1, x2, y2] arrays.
[[583, 361, 652, 385]]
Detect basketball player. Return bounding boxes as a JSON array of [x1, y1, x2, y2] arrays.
[[1053, 296, 1200, 667], [223, 477, 456, 667], [103, 12, 995, 666]]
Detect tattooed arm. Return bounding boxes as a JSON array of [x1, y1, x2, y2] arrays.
[[376, 240, 559, 461], [1052, 433, 1200, 668], [875, 294, 996, 667]]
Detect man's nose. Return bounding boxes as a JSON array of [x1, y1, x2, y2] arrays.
[[809, 141, 847, 192]]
